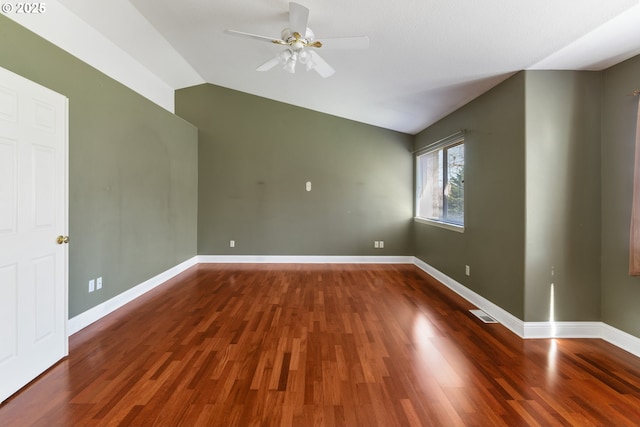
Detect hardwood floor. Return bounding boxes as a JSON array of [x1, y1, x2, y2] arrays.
[[2, 263, 640, 426]]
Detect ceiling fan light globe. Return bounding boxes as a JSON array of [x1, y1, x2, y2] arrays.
[[284, 58, 296, 73], [277, 50, 292, 64], [298, 49, 310, 63]]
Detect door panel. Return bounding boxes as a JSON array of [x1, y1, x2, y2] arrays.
[[33, 145, 56, 228], [34, 255, 56, 342], [0, 138, 17, 233], [0, 264, 18, 364]]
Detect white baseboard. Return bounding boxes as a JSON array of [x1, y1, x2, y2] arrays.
[[412, 257, 525, 336], [67, 254, 640, 360], [196, 255, 415, 264], [68, 256, 198, 335], [603, 323, 640, 357], [413, 257, 640, 359], [68, 255, 411, 335], [523, 321, 603, 339]]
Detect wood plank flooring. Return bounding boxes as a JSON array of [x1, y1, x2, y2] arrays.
[[2, 263, 640, 426]]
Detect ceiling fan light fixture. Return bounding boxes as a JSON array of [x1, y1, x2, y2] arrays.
[[283, 61, 296, 74], [303, 60, 315, 71], [225, 2, 367, 78], [277, 49, 292, 64], [298, 49, 309, 62], [283, 54, 297, 73], [297, 49, 315, 71]]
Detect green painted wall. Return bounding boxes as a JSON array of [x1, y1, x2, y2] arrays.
[[601, 55, 640, 336], [175, 84, 413, 256], [414, 73, 527, 319], [0, 15, 198, 317], [524, 71, 601, 322]]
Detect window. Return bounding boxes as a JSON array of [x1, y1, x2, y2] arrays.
[[415, 135, 464, 230]]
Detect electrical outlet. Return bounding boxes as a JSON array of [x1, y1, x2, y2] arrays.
[[374, 241, 379, 248], [88, 279, 95, 293], [96, 277, 102, 290], [230, 240, 235, 248], [379, 241, 384, 248], [465, 265, 470, 276]]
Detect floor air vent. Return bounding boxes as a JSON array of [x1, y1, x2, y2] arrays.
[[469, 309, 499, 323]]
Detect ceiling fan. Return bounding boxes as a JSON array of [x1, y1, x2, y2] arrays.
[[224, 2, 369, 78]]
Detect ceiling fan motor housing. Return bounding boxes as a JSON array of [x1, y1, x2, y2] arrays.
[[281, 27, 314, 50]]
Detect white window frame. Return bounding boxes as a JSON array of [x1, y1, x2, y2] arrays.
[[414, 132, 465, 233]]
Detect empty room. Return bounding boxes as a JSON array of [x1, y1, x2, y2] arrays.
[[2, 1, 640, 426]]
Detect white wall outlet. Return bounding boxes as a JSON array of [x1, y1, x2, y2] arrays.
[[379, 241, 384, 248], [88, 279, 95, 293], [465, 265, 470, 276], [374, 241, 379, 248], [96, 277, 102, 290], [230, 240, 235, 248], [306, 181, 312, 192]]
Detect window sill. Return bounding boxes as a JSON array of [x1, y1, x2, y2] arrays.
[[414, 217, 465, 233]]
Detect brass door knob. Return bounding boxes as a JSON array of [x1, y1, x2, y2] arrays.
[[56, 235, 69, 245]]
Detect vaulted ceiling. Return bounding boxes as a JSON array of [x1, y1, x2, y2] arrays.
[[13, 0, 640, 134]]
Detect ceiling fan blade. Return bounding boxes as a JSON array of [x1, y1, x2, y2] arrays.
[[319, 36, 370, 50], [310, 51, 335, 78], [224, 29, 280, 44], [256, 56, 281, 72], [289, 2, 309, 36]]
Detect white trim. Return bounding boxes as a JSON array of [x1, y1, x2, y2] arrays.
[[197, 255, 415, 264], [413, 217, 465, 233], [67, 254, 640, 360], [413, 258, 640, 358], [68, 256, 198, 335], [68, 255, 411, 335], [63, 96, 70, 357], [603, 323, 640, 358], [523, 322, 603, 339], [412, 257, 525, 336]]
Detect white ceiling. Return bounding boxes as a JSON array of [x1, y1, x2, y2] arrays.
[[48, 0, 640, 134]]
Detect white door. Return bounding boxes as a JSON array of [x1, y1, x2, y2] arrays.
[[0, 66, 68, 403]]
